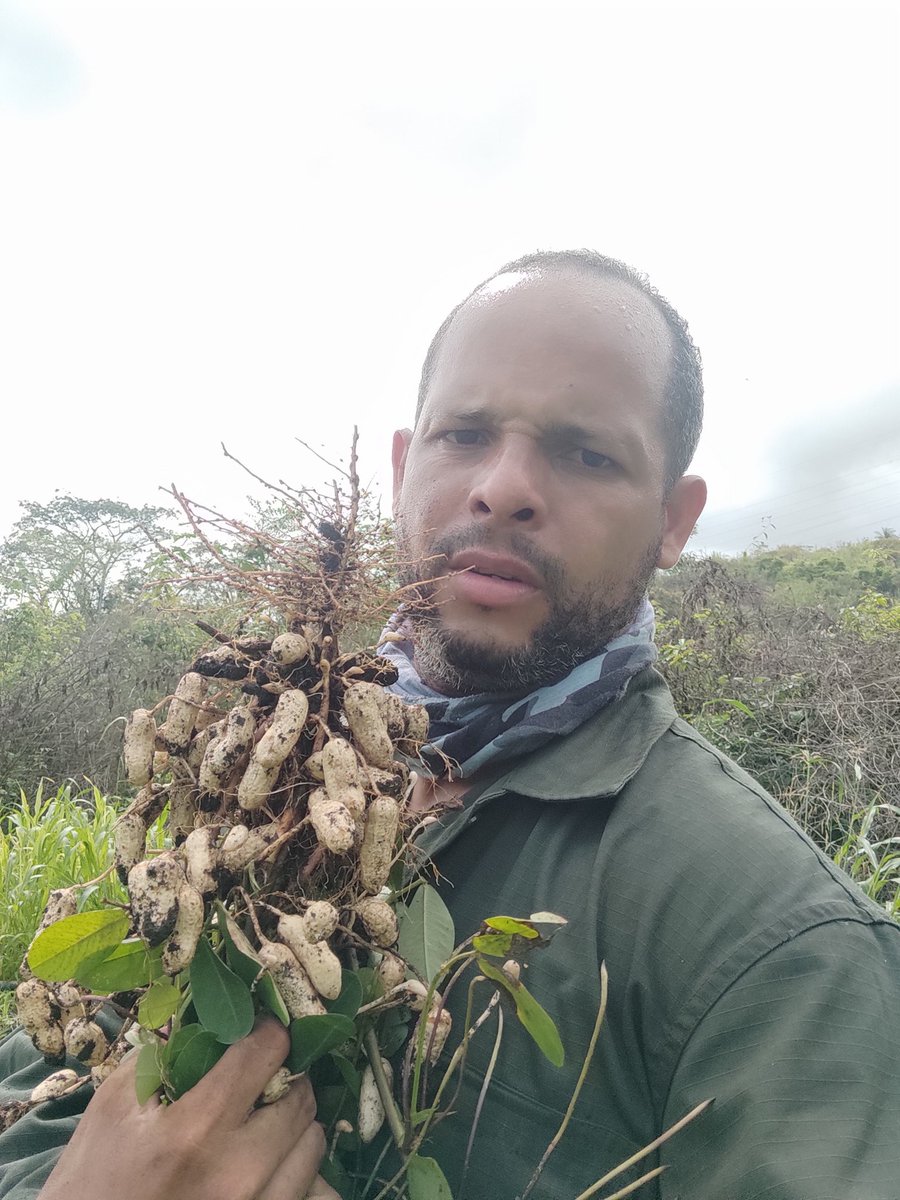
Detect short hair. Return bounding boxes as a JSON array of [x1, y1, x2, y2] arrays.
[[416, 248, 703, 492]]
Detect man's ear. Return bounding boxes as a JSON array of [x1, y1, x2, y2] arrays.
[[658, 475, 707, 569], [391, 428, 413, 514]]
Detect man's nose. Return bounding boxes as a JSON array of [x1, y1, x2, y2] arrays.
[[466, 440, 548, 526]]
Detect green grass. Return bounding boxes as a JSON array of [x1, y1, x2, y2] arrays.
[[0, 781, 164, 991], [832, 803, 900, 918]]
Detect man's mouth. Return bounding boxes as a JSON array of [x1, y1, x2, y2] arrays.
[[443, 552, 542, 608], [447, 552, 542, 589]]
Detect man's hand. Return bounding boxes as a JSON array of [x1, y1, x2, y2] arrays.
[[39, 1019, 339, 1200]]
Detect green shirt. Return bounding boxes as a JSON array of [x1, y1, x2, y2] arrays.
[[2, 669, 899, 1199], [399, 667, 900, 1199]]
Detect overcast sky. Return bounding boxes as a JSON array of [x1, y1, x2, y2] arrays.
[[1, 0, 898, 555]]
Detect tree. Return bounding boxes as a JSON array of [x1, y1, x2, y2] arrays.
[[0, 496, 171, 618]]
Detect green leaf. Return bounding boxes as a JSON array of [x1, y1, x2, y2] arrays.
[[397, 885, 455, 984], [138, 979, 182, 1030], [319, 1154, 354, 1196], [217, 904, 258, 984], [28, 910, 130, 982], [167, 1029, 227, 1099], [162, 1022, 204, 1069], [379, 1004, 412, 1059], [256, 972, 291, 1025], [190, 935, 254, 1044], [217, 904, 289, 1026], [325, 970, 363, 1019], [288, 1013, 356, 1074], [76, 940, 163, 992], [134, 1042, 163, 1105], [477, 958, 564, 1067], [407, 1153, 454, 1200], [471, 931, 513, 957], [355, 966, 379, 1005], [330, 1052, 362, 1098], [483, 916, 539, 939]]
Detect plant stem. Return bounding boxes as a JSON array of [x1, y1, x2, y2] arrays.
[[458, 1004, 504, 1200], [363, 1027, 406, 1150], [408, 950, 474, 1123], [597, 1164, 667, 1200], [571, 1098, 712, 1200], [519, 962, 609, 1200]]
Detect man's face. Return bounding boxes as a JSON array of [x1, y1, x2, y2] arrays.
[[392, 269, 705, 694]]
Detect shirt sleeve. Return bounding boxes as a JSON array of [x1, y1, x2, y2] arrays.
[[659, 918, 900, 1200], [0, 1029, 91, 1200]]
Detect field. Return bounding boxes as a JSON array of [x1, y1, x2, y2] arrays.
[[1, 501, 898, 1032]]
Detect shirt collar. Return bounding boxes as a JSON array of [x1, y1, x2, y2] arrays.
[[473, 667, 677, 804]]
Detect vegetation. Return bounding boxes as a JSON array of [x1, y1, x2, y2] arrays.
[[0, 493, 896, 1195], [651, 534, 900, 855]]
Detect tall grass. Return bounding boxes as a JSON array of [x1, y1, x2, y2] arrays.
[[0, 781, 169, 1035], [832, 803, 900, 918], [0, 782, 167, 983]]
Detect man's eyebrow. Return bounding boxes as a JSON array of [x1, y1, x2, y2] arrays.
[[441, 406, 496, 424], [541, 420, 640, 452]]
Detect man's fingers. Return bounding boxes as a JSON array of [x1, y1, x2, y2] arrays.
[[244, 1075, 317, 1150], [183, 1018, 291, 1122], [255, 1122, 327, 1200], [303, 1174, 343, 1199]]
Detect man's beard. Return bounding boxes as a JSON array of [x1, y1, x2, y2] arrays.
[[394, 520, 660, 696]]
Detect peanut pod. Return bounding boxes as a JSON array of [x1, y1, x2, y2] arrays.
[[307, 787, 355, 854], [237, 759, 279, 811], [199, 704, 256, 795], [114, 812, 147, 883], [343, 682, 394, 770], [257, 941, 325, 1019], [29, 1070, 80, 1105], [375, 953, 406, 993], [322, 738, 366, 820], [123, 708, 156, 787], [259, 1067, 292, 1105], [363, 764, 410, 800], [277, 914, 342, 1001], [419, 1005, 452, 1065], [63, 1018, 109, 1068], [302, 901, 339, 944], [183, 826, 221, 897], [401, 701, 429, 744], [303, 749, 325, 781], [127, 851, 185, 945], [355, 897, 398, 948], [15, 979, 65, 1063], [20, 889, 79, 980], [358, 1059, 392, 1144], [160, 672, 207, 754], [220, 822, 280, 872], [359, 795, 400, 895], [270, 632, 310, 667], [167, 779, 198, 843], [162, 881, 205, 976], [187, 722, 220, 771], [253, 689, 309, 769], [129, 783, 167, 824], [53, 982, 86, 1029]]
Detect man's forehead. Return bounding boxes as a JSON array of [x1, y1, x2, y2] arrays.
[[431, 266, 673, 400]]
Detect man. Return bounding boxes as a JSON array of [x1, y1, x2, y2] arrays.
[[2, 250, 899, 1200], [375, 250, 900, 1198]]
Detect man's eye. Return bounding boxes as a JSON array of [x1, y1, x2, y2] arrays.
[[568, 447, 615, 470], [443, 430, 485, 446]]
